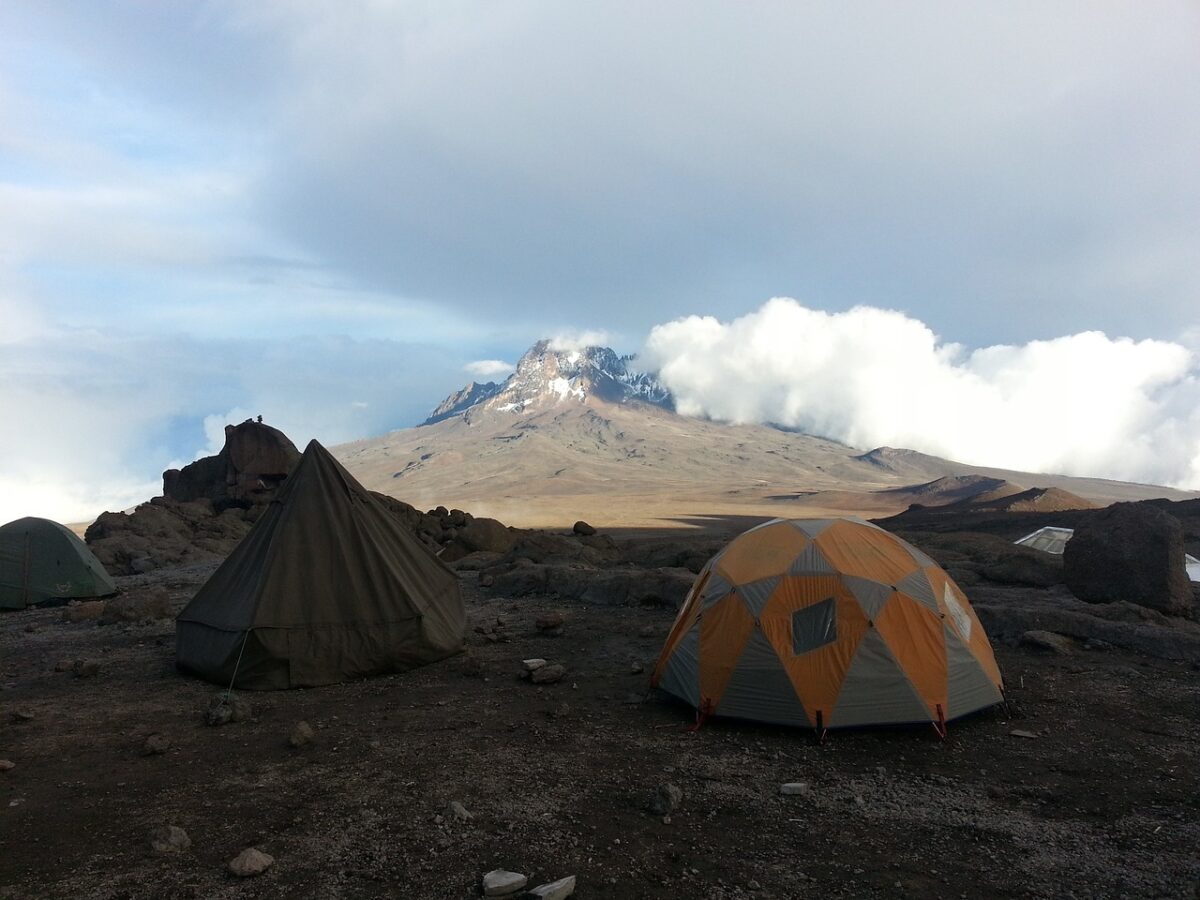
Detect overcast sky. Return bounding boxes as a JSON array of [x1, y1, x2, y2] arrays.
[[2, 2, 1199, 522]]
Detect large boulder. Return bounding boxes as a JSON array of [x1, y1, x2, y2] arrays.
[[456, 517, 516, 554], [1063, 502, 1193, 615]]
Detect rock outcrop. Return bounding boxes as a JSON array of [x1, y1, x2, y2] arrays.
[[87, 420, 520, 574], [163, 419, 300, 505]]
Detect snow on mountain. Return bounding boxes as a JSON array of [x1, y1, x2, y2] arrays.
[[424, 340, 672, 424]]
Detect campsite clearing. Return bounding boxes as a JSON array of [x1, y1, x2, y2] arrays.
[[1, 548, 1196, 899]]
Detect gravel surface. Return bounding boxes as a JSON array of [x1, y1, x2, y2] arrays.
[[1, 561, 1197, 899]]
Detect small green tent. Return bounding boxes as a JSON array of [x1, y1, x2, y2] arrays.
[[0, 517, 117, 610], [176, 440, 465, 690]]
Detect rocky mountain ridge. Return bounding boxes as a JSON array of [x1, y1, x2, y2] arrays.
[[424, 341, 671, 425]]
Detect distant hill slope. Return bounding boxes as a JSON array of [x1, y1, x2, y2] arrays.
[[333, 341, 1198, 528]]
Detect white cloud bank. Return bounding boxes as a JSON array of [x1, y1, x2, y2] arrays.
[[643, 298, 1200, 490]]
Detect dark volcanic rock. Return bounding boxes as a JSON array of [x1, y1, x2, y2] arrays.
[[488, 563, 693, 608], [896, 531, 1063, 588], [456, 517, 516, 554], [85, 497, 253, 576], [1063, 502, 1193, 615], [163, 419, 299, 504], [503, 533, 612, 566]]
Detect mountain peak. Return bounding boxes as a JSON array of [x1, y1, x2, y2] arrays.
[[423, 340, 671, 425]]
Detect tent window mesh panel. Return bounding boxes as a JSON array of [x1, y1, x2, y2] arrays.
[[792, 597, 837, 654]]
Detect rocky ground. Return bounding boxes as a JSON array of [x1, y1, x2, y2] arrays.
[[1, 524, 1198, 900]]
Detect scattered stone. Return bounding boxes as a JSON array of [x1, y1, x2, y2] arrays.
[[649, 782, 683, 816], [1009, 729, 1039, 740], [479, 574, 495, 587], [522, 658, 548, 672], [572, 520, 597, 536], [531, 663, 566, 685], [445, 800, 472, 823], [535, 612, 566, 635], [142, 734, 170, 756], [1021, 630, 1074, 654], [206, 693, 252, 727], [780, 782, 810, 796], [529, 875, 577, 899], [148, 825, 191, 853], [0, 760, 14, 773], [482, 869, 528, 896], [9, 709, 34, 723], [474, 623, 506, 643], [63, 601, 106, 623], [72, 659, 100, 678], [629, 661, 645, 674], [228, 847, 274, 877], [289, 721, 315, 748]]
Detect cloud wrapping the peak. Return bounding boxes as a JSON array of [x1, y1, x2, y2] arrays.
[[465, 359, 514, 379], [548, 330, 613, 353], [643, 298, 1200, 489]]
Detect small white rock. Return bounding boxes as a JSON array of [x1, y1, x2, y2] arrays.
[[148, 825, 191, 853], [482, 869, 528, 896], [446, 800, 473, 822], [0, 760, 15, 773], [529, 874, 577, 899], [228, 847, 274, 877], [522, 658, 548, 672], [780, 782, 809, 796]]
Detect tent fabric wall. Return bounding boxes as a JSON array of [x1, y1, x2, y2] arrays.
[[0, 517, 117, 610], [176, 440, 465, 689], [652, 517, 1004, 731]]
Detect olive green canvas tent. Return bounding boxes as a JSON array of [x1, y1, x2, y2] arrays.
[[176, 440, 465, 689], [0, 517, 117, 610]]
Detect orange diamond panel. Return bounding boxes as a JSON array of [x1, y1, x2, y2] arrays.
[[713, 522, 811, 585], [813, 521, 921, 587], [698, 594, 756, 709], [875, 592, 947, 718]]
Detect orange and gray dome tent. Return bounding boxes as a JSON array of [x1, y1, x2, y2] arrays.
[[176, 440, 465, 690], [0, 517, 117, 610], [651, 517, 1003, 735]]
